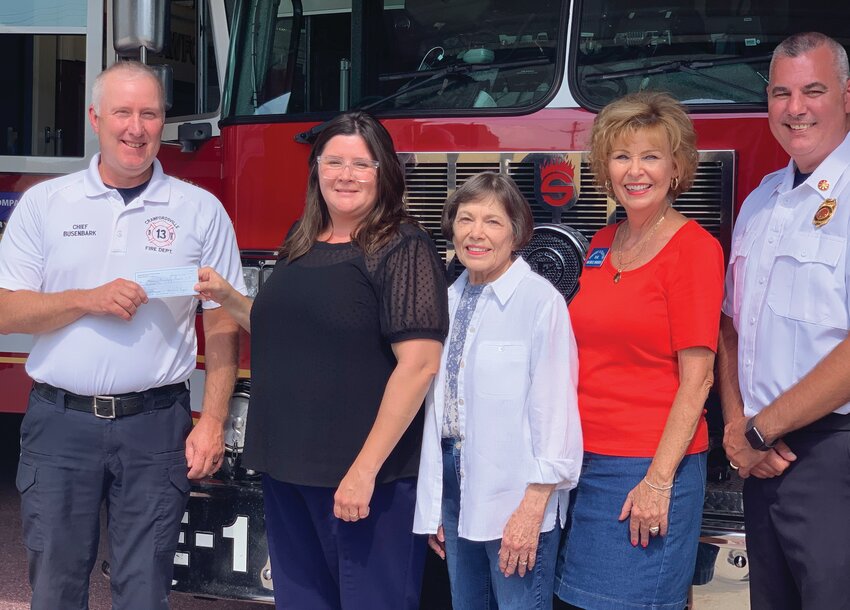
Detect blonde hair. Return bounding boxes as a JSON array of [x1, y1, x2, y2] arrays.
[[588, 91, 698, 200]]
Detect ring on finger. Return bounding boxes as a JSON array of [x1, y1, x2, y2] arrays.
[[648, 525, 660, 535], [519, 559, 528, 565], [729, 462, 739, 470]]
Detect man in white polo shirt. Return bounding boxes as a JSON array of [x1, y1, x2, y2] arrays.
[[0, 61, 245, 610]]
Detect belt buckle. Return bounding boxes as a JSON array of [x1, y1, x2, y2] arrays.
[[93, 395, 117, 419]]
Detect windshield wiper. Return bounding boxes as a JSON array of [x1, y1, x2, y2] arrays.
[[583, 54, 770, 101], [586, 54, 769, 81], [295, 57, 551, 144]]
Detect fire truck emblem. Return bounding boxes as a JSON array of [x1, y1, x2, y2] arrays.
[[146, 218, 177, 247], [534, 156, 579, 212], [818, 180, 830, 191]]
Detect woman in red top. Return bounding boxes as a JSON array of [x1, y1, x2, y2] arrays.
[[555, 92, 724, 610]]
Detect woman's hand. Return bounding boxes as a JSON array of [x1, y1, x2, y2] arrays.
[[618, 478, 671, 548], [195, 267, 235, 305], [428, 525, 446, 559], [333, 464, 376, 522], [498, 484, 552, 577]]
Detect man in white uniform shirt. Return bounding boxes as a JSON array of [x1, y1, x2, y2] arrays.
[[719, 32, 850, 609], [0, 62, 245, 609]]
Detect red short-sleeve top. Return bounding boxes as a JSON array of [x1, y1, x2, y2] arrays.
[[569, 220, 724, 457]]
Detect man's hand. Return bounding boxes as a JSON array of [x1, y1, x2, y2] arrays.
[[83, 278, 148, 320], [748, 440, 796, 478], [185, 414, 225, 479], [723, 417, 796, 478]]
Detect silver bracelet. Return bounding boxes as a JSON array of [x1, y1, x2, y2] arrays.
[[643, 476, 674, 491]]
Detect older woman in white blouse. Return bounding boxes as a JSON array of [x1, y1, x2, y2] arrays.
[[414, 172, 582, 610]]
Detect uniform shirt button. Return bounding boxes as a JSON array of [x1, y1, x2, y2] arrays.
[[759, 277, 766, 285], [800, 250, 807, 257], [468, 326, 475, 333], [458, 398, 464, 405], [750, 317, 756, 325], [768, 236, 775, 244], [116, 231, 123, 237]]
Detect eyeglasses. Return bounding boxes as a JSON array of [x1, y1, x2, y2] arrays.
[[316, 156, 380, 182]]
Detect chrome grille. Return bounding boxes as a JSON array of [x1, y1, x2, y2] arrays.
[[403, 150, 734, 262]]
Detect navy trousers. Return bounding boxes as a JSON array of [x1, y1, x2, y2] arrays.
[[17, 385, 192, 610], [744, 415, 850, 610], [262, 474, 426, 610]]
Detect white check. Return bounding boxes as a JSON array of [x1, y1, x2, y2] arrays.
[[135, 266, 198, 298]]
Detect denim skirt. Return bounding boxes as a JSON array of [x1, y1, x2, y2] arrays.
[[555, 452, 706, 610]]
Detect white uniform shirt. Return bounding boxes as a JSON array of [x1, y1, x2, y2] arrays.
[[414, 257, 582, 541], [0, 155, 246, 395], [723, 131, 850, 416]]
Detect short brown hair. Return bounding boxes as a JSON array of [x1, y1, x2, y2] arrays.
[[441, 172, 533, 250], [588, 91, 698, 200]]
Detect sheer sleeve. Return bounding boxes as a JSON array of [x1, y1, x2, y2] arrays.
[[378, 228, 449, 344]]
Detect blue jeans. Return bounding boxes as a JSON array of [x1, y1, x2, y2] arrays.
[[441, 438, 560, 610]]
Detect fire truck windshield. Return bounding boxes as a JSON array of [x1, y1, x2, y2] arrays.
[[224, 0, 565, 117], [574, 0, 850, 108], [224, 0, 850, 118]]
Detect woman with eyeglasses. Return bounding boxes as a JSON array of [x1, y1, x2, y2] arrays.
[[195, 111, 449, 609]]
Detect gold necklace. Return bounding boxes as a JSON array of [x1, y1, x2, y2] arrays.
[[612, 206, 669, 283]]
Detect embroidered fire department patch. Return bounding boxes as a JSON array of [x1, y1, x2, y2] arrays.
[[145, 216, 178, 248]]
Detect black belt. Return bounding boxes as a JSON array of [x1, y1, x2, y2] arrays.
[[33, 381, 187, 419]]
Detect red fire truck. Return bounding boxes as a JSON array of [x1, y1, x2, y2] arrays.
[[1, 0, 845, 605]]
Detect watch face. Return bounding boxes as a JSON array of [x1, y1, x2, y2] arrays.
[[745, 419, 770, 451]]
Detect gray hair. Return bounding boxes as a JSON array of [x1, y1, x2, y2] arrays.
[[770, 32, 850, 86], [441, 172, 533, 251], [91, 61, 165, 114]]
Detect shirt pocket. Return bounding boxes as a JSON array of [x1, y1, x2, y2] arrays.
[[727, 234, 754, 319], [766, 232, 848, 329], [473, 341, 528, 398]]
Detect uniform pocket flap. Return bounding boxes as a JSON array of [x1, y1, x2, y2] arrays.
[[168, 463, 191, 494], [775, 232, 844, 267], [16, 461, 36, 494]]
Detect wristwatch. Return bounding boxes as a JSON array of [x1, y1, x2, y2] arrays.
[[745, 417, 775, 451]]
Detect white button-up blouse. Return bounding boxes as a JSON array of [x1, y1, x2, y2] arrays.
[[413, 257, 582, 541]]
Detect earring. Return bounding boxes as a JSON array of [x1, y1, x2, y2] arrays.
[[604, 179, 612, 193], [670, 176, 680, 191]]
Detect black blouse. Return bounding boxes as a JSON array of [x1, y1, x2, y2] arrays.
[[243, 223, 449, 487]]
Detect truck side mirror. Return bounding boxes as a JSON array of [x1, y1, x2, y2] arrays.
[[113, 0, 167, 54]]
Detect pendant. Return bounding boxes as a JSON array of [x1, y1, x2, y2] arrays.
[[613, 271, 621, 283]]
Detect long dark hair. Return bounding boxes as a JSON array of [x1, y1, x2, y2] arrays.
[[280, 111, 414, 261]]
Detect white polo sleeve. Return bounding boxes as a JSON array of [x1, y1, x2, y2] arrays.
[[0, 190, 45, 292], [199, 195, 246, 309]]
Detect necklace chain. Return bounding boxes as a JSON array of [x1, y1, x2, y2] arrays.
[[612, 206, 669, 283]]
